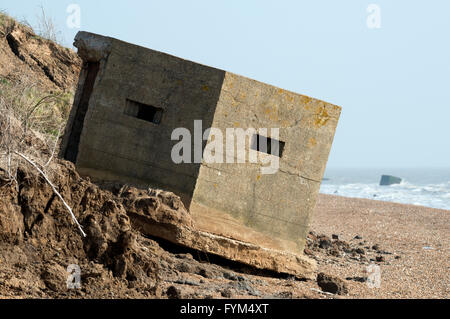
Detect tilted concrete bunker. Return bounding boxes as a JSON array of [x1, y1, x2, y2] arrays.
[[60, 32, 341, 275]]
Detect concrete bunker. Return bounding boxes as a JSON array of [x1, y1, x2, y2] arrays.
[[60, 31, 341, 276]]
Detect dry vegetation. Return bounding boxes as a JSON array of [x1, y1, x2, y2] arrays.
[[0, 10, 75, 184], [34, 6, 64, 44], [0, 11, 15, 37], [0, 70, 74, 183], [1, 8, 63, 44]]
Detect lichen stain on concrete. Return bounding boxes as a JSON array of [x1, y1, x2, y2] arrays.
[[269, 113, 279, 122], [276, 88, 295, 105], [308, 137, 317, 148], [314, 106, 330, 128], [300, 96, 313, 111], [281, 120, 290, 128], [264, 106, 279, 122]]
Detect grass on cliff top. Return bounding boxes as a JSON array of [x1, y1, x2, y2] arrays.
[[0, 11, 14, 34], [0, 74, 74, 182], [0, 10, 11, 23], [0, 10, 74, 183], [0, 11, 74, 137], [0, 9, 63, 44]]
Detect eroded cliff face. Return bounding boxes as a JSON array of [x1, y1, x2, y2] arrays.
[[0, 15, 81, 91]]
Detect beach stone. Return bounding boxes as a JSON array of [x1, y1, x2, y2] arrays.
[[273, 291, 293, 299], [223, 272, 238, 281], [174, 279, 200, 286], [360, 256, 368, 263], [319, 237, 332, 249], [346, 276, 367, 283], [175, 253, 194, 260], [317, 273, 348, 295], [221, 289, 233, 298], [166, 286, 181, 299], [304, 248, 314, 256], [197, 268, 214, 279], [232, 281, 261, 296], [329, 248, 341, 257], [307, 231, 318, 241], [175, 261, 196, 273]]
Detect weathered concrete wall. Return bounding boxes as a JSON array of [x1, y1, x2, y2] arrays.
[[61, 31, 341, 258], [191, 73, 340, 254], [61, 32, 225, 204]]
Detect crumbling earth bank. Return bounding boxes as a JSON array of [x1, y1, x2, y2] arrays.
[[0, 20, 81, 91], [0, 160, 165, 297], [0, 160, 317, 298], [0, 159, 400, 298]]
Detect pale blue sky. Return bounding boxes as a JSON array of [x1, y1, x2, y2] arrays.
[[2, 1, 449, 168]]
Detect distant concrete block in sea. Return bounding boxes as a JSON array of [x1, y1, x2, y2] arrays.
[[380, 175, 402, 186]]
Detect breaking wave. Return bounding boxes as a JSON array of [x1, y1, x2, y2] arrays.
[[320, 170, 450, 210]]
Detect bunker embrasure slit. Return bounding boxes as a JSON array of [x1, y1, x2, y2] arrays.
[[251, 134, 285, 157], [125, 99, 163, 124]]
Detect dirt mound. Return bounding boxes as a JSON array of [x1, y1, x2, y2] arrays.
[[0, 15, 81, 91], [0, 159, 321, 299], [0, 160, 164, 297], [1, 158, 300, 299]]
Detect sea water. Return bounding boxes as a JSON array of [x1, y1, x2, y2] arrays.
[[320, 168, 450, 210]]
